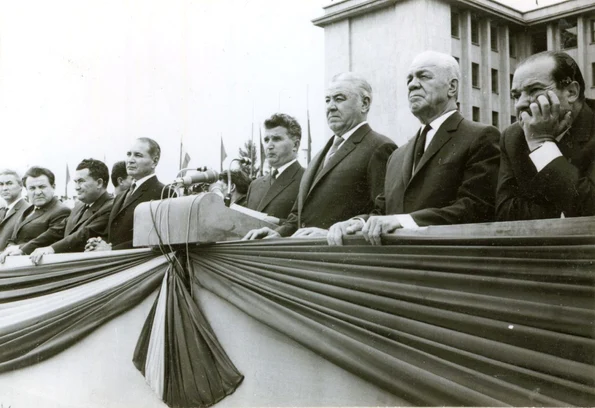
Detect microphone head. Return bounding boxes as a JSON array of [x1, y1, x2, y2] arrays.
[[239, 158, 252, 165], [174, 169, 219, 186]]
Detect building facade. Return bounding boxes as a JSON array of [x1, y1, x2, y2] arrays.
[[313, 0, 595, 146]]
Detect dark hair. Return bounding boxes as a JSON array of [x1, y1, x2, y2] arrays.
[[219, 170, 252, 195], [111, 161, 128, 187], [76, 159, 109, 188], [0, 169, 22, 187], [137, 137, 161, 162], [23, 166, 56, 187], [264, 113, 302, 141], [522, 51, 585, 100]]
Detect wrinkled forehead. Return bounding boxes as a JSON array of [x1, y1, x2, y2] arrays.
[[408, 56, 445, 76], [128, 140, 151, 155], [26, 175, 51, 187], [512, 56, 556, 88], [326, 80, 358, 97]]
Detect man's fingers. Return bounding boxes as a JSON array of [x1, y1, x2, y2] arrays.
[[529, 102, 541, 119], [546, 90, 561, 118], [370, 221, 382, 246]]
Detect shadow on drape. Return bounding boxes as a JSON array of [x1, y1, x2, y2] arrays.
[[189, 235, 595, 406]]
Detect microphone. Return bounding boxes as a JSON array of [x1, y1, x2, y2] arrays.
[[173, 170, 219, 187], [238, 158, 251, 165]]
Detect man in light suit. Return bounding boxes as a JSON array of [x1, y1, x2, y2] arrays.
[[86, 137, 165, 251], [497, 51, 595, 220], [29, 159, 114, 264], [245, 113, 304, 223], [328, 51, 500, 245], [244, 72, 397, 240], [0, 166, 71, 261], [0, 169, 30, 251]]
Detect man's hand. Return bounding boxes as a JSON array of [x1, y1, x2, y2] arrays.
[[362, 216, 402, 245], [85, 237, 112, 252], [242, 227, 281, 240], [30, 246, 55, 265], [520, 90, 572, 152], [0, 246, 23, 264], [291, 227, 328, 238], [327, 219, 365, 246]]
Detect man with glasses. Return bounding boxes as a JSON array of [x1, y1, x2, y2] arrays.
[[497, 51, 595, 220]]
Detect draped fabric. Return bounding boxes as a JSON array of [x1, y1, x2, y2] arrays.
[[189, 234, 595, 407], [133, 260, 244, 408], [0, 249, 168, 373]]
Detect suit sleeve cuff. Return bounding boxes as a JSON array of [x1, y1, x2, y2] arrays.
[[529, 141, 562, 172], [395, 214, 419, 229]]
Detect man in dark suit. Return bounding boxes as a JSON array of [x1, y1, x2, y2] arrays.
[[243, 72, 397, 240], [328, 51, 500, 245], [497, 51, 595, 220], [244, 113, 304, 223], [0, 166, 71, 261], [86, 137, 165, 251], [0, 169, 30, 251], [28, 159, 114, 264], [111, 160, 133, 197]]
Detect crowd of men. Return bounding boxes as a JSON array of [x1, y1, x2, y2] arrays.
[[0, 50, 593, 263]]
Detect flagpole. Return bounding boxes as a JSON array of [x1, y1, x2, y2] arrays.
[[259, 125, 264, 177], [65, 163, 70, 199], [306, 85, 312, 164]]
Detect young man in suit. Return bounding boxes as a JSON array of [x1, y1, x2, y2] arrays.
[[328, 51, 500, 245], [29, 159, 114, 264], [497, 51, 595, 220], [243, 72, 397, 240], [0, 166, 71, 261], [0, 169, 30, 251], [86, 137, 165, 251], [244, 113, 305, 223]]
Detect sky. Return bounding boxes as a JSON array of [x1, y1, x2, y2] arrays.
[[0, 0, 327, 196]]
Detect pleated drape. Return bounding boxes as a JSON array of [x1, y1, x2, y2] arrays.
[[190, 235, 595, 406]]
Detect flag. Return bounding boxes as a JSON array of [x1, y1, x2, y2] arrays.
[[65, 163, 70, 199], [220, 135, 227, 172], [250, 123, 255, 178], [259, 126, 265, 176], [306, 108, 312, 164], [182, 152, 191, 169]]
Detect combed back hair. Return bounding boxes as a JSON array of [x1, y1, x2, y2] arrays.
[[218, 169, 252, 195], [76, 159, 109, 188], [264, 113, 302, 141], [330, 72, 373, 105], [111, 161, 128, 187], [23, 166, 55, 187], [519, 51, 585, 100], [137, 137, 161, 162], [0, 169, 23, 186], [414, 51, 461, 99]]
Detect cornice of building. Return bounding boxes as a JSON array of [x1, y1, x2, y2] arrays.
[[312, 0, 595, 28]]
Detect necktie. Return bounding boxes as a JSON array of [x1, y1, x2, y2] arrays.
[[74, 204, 90, 225], [0, 208, 6, 223], [413, 125, 432, 171], [124, 183, 137, 206], [324, 136, 344, 167], [270, 169, 279, 184]]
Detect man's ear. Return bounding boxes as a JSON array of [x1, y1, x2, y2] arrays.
[[293, 138, 300, 152], [448, 78, 459, 98], [361, 96, 371, 113], [566, 81, 580, 104]]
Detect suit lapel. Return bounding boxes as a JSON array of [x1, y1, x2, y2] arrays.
[[0, 200, 27, 226], [66, 203, 86, 235], [401, 132, 418, 185], [16, 198, 55, 235], [115, 177, 154, 217], [257, 162, 300, 211]]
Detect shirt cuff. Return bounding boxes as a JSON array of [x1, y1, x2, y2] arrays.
[[395, 214, 419, 229], [529, 141, 562, 172]]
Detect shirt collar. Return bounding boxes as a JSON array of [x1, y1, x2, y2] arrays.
[[274, 159, 298, 177], [339, 121, 368, 142], [132, 173, 156, 189], [6, 198, 23, 212], [423, 110, 457, 133]]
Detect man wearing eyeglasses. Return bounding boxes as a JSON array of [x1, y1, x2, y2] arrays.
[[497, 51, 595, 220]]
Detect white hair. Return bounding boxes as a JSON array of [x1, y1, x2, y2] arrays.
[[411, 51, 461, 99], [330, 72, 373, 105]]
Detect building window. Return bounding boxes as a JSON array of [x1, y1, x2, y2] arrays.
[[510, 74, 514, 89], [560, 18, 578, 49], [471, 19, 479, 45], [511, 115, 517, 124], [492, 111, 499, 127], [491, 69, 499, 94], [531, 30, 547, 53], [453, 56, 460, 65], [509, 34, 517, 58], [451, 11, 460, 38], [472, 63, 480, 88], [473, 107, 480, 122], [591, 19, 595, 43], [491, 24, 499, 51], [592, 63, 595, 87]]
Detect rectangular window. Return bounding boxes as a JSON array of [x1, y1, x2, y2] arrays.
[[560, 18, 578, 49], [510, 74, 514, 96], [490, 24, 499, 51], [531, 30, 547, 53], [471, 19, 479, 45], [591, 19, 595, 43], [592, 63, 595, 87], [511, 115, 517, 124], [473, 107, 480, 122], [491, 69, 499, 94], [492, 111, 499, 127], [451, 11, 460, 38], [509, 34, 516, 58], [472, 63, 480, 88]]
